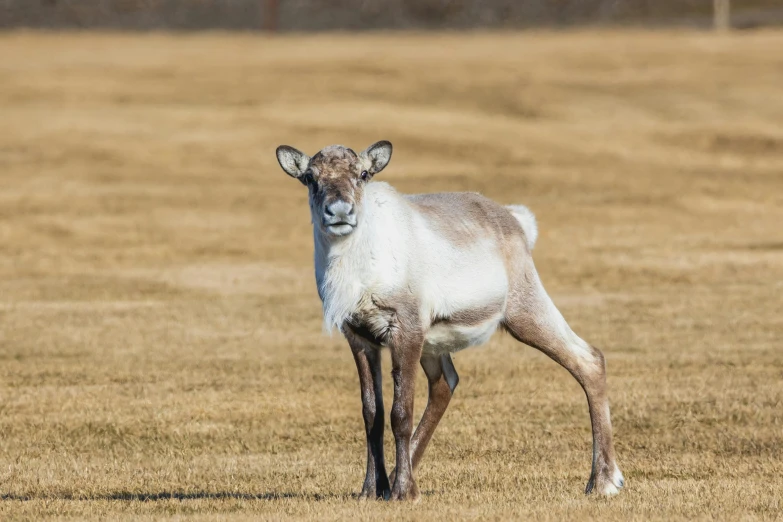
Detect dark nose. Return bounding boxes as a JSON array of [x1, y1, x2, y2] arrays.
[[324, 200, 354, 220]]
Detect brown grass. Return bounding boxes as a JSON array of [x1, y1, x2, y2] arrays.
[[1, 29, 782, 520]]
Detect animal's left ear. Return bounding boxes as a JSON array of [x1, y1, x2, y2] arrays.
[[360, 140, 393, 175]]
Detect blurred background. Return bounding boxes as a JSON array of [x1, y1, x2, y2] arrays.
[[1, 0, 783, 30], [1, 1, 782, 520]]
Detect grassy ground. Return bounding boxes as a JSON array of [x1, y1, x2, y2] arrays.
[[0, 30, 782, 520]]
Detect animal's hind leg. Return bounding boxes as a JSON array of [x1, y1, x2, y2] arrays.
[[503, 268, 624, 495], [411, 354, 458, 470]]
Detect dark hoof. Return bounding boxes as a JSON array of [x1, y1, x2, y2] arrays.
[[358, 476, 391, 501], [358, 489, 390, 501]]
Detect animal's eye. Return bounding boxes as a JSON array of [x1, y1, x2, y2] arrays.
[[303, 170, 315, 185], [361, 170, 369, 181]]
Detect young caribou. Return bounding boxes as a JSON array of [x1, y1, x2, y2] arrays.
[[275, 141, 624, 501]]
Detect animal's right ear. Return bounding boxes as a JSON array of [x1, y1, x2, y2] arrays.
[[276, 145, 311, 180]]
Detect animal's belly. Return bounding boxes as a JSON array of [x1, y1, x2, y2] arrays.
[[422, 318, 501, 355]]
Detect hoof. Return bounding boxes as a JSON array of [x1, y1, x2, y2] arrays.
[[586, 466, 625, 496], [358, 477, 391, 501], [390, 481, 420, 502], [358, 489, 390, 501]]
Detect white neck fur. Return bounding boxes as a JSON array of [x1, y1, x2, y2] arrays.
[[313, 184, 389, 333]]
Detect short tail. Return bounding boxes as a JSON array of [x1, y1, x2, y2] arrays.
[[506, 205, 538, 250]]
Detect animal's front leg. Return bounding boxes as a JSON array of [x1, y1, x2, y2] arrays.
[[389, 353, 458, 484], [346, 329, 390, 500], [389, 333, 424, 501]]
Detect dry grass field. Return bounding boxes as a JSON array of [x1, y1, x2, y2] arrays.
[[1, 29, 782, 520]]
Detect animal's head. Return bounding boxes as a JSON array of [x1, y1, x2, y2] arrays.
[[275, 141, 393, 238]]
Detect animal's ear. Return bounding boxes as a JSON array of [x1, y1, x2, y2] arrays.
[[276, 145, 311, 179], [360, 140, 393, 175]]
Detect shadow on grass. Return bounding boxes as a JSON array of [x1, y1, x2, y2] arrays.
[[1, 491, 344, 502], [2, 489, 441, 502]]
